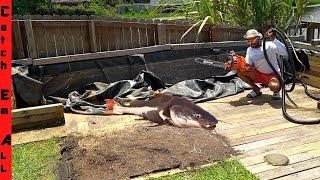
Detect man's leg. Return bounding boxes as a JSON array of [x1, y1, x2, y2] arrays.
[[268, 78, 281, 93], [237, 70, 260, 93], [268, 77, 281, 100]]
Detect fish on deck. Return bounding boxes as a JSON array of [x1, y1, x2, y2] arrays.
[[105, 94, 218, 129]]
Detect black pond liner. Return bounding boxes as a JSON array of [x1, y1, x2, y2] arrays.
[[13, 46, 251, 109]]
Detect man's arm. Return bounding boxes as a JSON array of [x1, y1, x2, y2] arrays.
[[245, 48, 253, 65], [266, 30, 288, 56], [272, 39, 287, 56]]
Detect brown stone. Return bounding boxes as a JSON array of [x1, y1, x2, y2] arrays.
[[264, 153, 290, 166]]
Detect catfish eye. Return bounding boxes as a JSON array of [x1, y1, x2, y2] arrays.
[[193, 114, 201, 119]]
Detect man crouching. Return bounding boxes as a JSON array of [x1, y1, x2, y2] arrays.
[[225, 29, 287, 100]]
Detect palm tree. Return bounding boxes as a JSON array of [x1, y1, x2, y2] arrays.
[[181, 0, 309, 41]]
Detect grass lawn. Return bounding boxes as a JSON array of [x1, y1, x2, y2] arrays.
[[12, 138, 61, 180], [153, 158, 259, 180]]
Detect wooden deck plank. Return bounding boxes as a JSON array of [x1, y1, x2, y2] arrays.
[[228, 123, 300, 140], [241, 130, 320, 157], [241, 140, 320, 167], [230, 125, 320, 146], [257, 157, 320, 180], [248, 149, 320, 174], [235, 127, 320, 153], [218, 117, 302, 136], [204, 92, 311, 111], [214, 107, 318, 132], [211, 98, 318, 124], [276, 166, 320, 180]]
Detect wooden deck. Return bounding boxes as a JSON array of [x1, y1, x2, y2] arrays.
[[13, 85, 320, 179], [209, 86, 320, 180]]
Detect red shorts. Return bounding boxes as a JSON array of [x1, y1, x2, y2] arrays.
[[253, 69, 277, 85]]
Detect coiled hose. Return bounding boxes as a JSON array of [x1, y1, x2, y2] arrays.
[[262, 27, 320, 124]]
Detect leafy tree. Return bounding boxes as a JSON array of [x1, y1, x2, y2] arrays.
[[13, 0, 51, 15]]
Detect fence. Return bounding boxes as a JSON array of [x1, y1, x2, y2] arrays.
[[12, 15, 249, 61]]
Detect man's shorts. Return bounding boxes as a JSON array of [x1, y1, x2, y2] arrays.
[[253, 69, 278, 85]]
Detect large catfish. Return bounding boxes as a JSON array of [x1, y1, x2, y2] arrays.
[[105, 94, 218, 129]]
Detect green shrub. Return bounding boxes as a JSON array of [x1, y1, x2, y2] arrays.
[[13, 0, 116, 16], [88, 0, 116, 16], [13, 0, 51, 15]]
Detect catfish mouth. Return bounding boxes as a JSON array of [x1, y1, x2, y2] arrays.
[[199, 119, 218, 129], [199, 117, 218, 130], [202, 124, 217, 130]]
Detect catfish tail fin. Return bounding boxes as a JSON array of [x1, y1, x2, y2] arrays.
[[105, 99, 121, 115]]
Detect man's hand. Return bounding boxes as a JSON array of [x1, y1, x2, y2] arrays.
[[266, 29, 276, 41], [224, 61, 232, 71], [225, 51, 239, 70], [230, 50, 238, 64]]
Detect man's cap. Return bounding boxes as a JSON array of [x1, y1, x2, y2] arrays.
[[244, 29, 263, 40]]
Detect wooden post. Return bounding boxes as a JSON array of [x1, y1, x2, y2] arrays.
[[12, 21, 25, 59], [210, 26, 215, 42], [24, 19, 38, 59], [210, 26, 220, 42], [11, 85, 16, 110], [157, 23, 167, 45], [307, 23, 314, 43], [88, 20, 97, 53]]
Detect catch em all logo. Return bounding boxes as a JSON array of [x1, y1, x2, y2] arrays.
[[0, 1, 12, 180]]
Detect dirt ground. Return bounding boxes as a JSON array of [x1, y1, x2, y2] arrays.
[[57, 123, 239, 180]]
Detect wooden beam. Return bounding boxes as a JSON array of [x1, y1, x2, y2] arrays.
[[24, 19, 38, 59], [95, 21, 157, 29], [12, 21, 25, 59], [16, 41, 249, 66], [171, 41, 248, 50], [25, 20, 156, 29], [286, 23, 308, 29], [300, 21, 320, 29], [292, 41, 320, 52], [31, 20, 88, 27], [33, 45, 171, 65], [311, 39, 320, 46], [88, 20, 97, 53], [289, 35, 305, 42], [12, 103, 65, 131], [297, 71, 320, 88], [12, 58, 33, 65]]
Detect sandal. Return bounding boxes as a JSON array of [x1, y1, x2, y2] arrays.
[[272, 92, 281, 100], [246, 90, 262, 98]]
